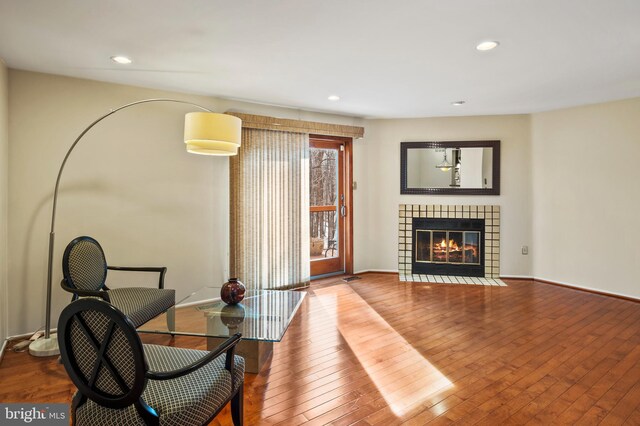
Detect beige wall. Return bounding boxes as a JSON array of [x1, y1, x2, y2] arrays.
[[0, 59, 8, 345], [531, 98, 640, 298], [357, 115, 533, 276], [7, 70, 364, 337], [7, 68, 639, 338]]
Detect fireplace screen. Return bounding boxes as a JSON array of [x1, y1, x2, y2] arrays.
[[415, 230, 480, 265]]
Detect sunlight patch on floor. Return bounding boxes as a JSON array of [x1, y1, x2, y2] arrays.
[[314, 284, 453, 417]]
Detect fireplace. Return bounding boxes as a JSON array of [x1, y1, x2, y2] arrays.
[[413, 218, 485, 276], [398, 205, 500, 279]]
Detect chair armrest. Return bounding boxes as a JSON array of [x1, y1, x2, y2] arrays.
[[60, 280, 110, 302], [145, 333, 242, 381], [107, 265, 167, 289]]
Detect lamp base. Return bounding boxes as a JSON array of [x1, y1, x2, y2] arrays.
[[29, 335, 60, 357]]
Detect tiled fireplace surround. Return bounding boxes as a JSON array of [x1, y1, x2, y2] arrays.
[[399, 204, 501, 280]]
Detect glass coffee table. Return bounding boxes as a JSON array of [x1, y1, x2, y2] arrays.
[[138, 286, 306, 373]]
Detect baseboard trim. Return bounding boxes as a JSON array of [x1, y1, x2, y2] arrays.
[[0, 329, 59, 364], [500, 275, 534, 280], [532, 277, 640, 303], [11, 332, 34, 340], [7, 329, 54, 341], [0, 333, 28, 364], [0, 339, 7, 364], [354, 269, 398, 275], [4, 328, 57, 345], [311, 271, 348, 280]]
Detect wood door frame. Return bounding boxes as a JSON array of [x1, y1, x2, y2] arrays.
[[310, 134, 354, 276], [309, 138, 344, 276]]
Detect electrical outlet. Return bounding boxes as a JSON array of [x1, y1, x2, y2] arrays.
[[521, 245, 529, 255]]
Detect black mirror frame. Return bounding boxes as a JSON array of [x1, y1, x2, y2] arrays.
[[400, 140, 500, 195]]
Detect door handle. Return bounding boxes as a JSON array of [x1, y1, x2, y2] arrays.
[[341, 205, 346, 217]]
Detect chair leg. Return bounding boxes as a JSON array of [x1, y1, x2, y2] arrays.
[[134, 399, 159, 426], [231, 383, 244, 426], [70, 393, 86, 426]]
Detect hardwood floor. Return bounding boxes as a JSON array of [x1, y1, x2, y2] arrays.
[[1, 273, 639, 425]]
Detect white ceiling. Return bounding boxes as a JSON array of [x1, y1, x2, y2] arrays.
[[1, 0, 639, 118]]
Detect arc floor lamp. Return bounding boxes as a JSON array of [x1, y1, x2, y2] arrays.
[[29, 98, 242, 356]]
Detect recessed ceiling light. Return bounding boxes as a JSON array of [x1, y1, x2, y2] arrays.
[[328, 95, 340, 101], [111, 55, 132, 64], [451, 101, 466, 106], [476, 41, 499, 51]]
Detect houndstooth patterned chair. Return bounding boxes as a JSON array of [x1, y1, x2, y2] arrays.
[[58, 298, 245, 426], [60, 236, 175, 328]]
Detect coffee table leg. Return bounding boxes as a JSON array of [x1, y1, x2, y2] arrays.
[[166, 308, 175, 333], [207, 337, 273, 374]]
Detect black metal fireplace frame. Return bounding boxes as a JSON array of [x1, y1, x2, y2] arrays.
[[412, 218, 485, 277]]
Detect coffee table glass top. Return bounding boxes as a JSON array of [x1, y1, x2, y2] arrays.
[[138, 286, 306, 342]]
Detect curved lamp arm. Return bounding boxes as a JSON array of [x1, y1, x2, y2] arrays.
[[50, 99, 213, 234], [43, 99, 215, 340]]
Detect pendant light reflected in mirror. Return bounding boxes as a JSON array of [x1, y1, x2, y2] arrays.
[[436, 149, 453, 171]]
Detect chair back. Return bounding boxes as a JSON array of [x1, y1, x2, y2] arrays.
[[58, 298, 148, 409], [63, 236, 108, 291]]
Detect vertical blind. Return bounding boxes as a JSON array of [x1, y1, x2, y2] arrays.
[[230, 128, 310, 290]]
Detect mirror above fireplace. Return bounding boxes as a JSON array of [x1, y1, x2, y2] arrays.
[[400, 141, 500, 195]]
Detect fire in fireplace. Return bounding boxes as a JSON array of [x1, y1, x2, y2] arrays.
[[416, 230, 480, 264], [412, 218, 484, 276]]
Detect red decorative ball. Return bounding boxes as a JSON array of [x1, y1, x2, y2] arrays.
[[221, 278, 246, 305]]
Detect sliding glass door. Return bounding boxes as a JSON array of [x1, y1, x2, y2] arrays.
[[310, 138, 345, 276]]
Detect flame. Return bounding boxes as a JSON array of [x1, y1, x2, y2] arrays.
[[439, 239, 459, 251], [433, 236, 480, 263]]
